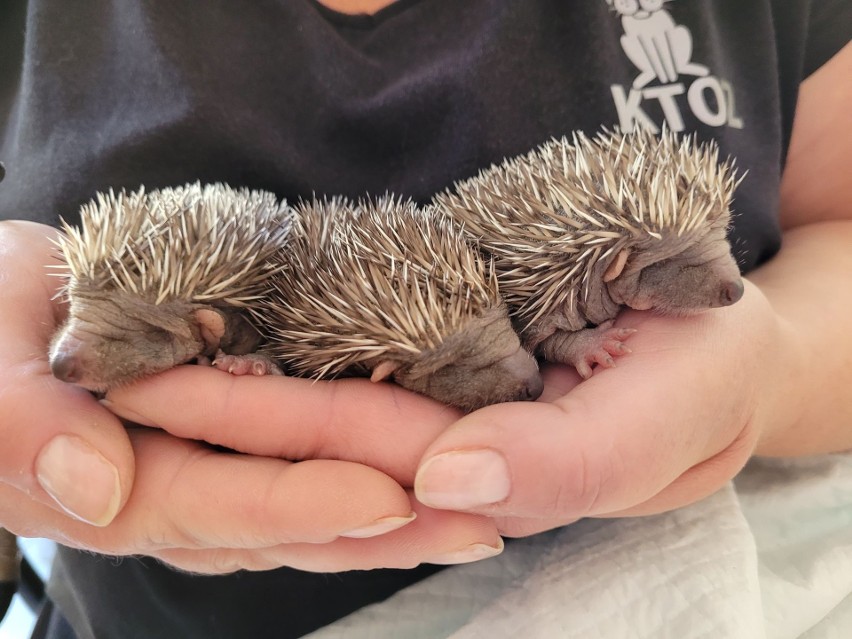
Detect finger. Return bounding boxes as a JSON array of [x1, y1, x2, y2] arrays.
[[489, 428, 755, 536], [415, 308, 760, 521], [108, 429, 417, 552], [537, 362, 583, 402], [599, 423, 756, 518], [0, 377, 135, 527], [104, 367, 460, 484], [491, 515, 581, 539], [490, 427, 756, 537], [0, 222, 135, 526], [156, 496, 503, 574], [0, 427, 418, 556]]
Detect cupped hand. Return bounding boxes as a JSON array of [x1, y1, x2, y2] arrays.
[[0, 221, 502, 575], [100, 370, 502, 573], [413, 280, 795, 537]]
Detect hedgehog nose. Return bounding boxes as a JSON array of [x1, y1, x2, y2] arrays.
[[50, 353, 81, 383], [722, 279, 744, 306], [523, 373, 544, 401], [501, 348, 543, 402]]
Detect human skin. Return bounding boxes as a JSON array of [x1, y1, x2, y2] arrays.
[[412, 41, 852, 535], [1, 41, 849, 574]]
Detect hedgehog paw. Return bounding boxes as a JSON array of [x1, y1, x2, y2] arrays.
[[211, 350, 284, 376], [539, 324, 636, 379]]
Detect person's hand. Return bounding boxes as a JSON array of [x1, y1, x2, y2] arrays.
[[102, 370, 503, 573], [413, 280, 795, 537], [0, 220, 502, 575]]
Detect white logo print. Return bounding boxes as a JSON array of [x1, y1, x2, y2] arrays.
[[612, 0, 708, 88], [606, 0, 743, 133]]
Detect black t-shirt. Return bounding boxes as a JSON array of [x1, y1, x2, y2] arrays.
[[1, 1, 850, 637]]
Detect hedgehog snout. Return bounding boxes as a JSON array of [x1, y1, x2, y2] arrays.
[[499, 348, 544, 402], [519, 372, 544, 401], [720, 278, 744, 306], [50, 351, 81, 383], [49, 333, 86, 383]]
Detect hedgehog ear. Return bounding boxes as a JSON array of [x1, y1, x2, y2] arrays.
[[194, 308, 227, 349], [370, 360, 399, 383], [603, 248, 631, 282]]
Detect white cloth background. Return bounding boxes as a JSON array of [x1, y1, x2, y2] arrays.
[[309, 452, 852, 639]]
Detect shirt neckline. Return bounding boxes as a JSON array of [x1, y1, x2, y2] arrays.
[[308, 0, 425, 29]]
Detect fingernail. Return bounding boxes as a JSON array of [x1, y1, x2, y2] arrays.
[[415, 449, 511, 510], [429, 539, 505, 565], [36, 434, 122, 526], [340, 513, 417, 539], [99, 399, 156, 427]]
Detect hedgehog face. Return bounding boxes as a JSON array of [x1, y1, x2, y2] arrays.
[[388, 307, 543, 412], [49, 294, 207, 392], [605, 234, 744, 315]]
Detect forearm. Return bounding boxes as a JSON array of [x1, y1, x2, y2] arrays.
[[749, 219, 852, 455]]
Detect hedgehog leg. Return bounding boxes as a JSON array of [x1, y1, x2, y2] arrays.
[[211, 350, 284, 376], [537, 323, 636, 379]]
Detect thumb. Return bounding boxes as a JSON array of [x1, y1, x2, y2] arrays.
[[0, 221, 134, 527], [2, 380, 135, 527], [413, 311, 753, 521]]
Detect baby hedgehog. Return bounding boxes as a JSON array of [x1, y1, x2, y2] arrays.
[[247, 196, 543, 412], [434, 127, 744, 378], [48, 182, 291, 391]]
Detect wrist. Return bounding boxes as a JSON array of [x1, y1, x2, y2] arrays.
[[750, 295, 813, 456], [747, 222, 852, 456]]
